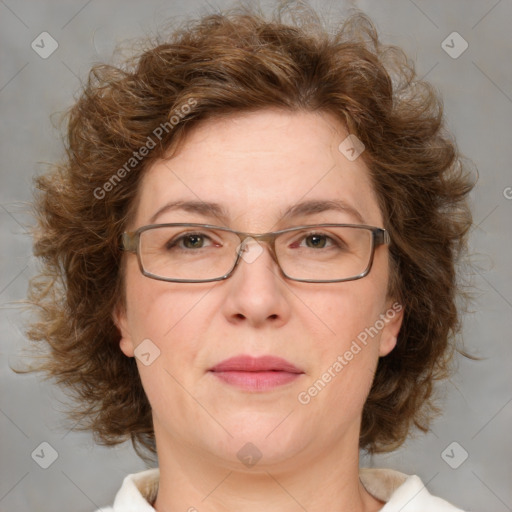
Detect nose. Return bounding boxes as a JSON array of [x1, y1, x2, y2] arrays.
[[236, 237, 268, 265], [220, 237, 291, 328]]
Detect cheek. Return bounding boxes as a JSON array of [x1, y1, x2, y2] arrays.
[[317, 276, 388, 347], [124, 270, 210, 421], [123, 262, 209, 383], [298, 301, 382, 430], [302, 267, 389, 402], [124, 256, 203, 341]]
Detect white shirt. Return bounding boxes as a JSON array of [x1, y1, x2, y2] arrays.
[[96, 467, 465, 511]]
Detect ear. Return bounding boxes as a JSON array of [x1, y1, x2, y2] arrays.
[[378, 301, 404, 357], [113, 302, 135, 358]]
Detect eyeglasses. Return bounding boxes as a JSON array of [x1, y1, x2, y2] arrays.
[[122, 223, 390, 283]]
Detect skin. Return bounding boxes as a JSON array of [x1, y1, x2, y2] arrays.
[[115, 109, 403, 512]]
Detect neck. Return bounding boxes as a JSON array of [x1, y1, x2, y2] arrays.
[[152, 424, 384, 512]]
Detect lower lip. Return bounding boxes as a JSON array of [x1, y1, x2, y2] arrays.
[[210, 371, 303, 391]]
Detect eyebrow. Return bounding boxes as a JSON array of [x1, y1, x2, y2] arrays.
[[149, 200, 229, 224], [149, 198, 366, 225], [280, 199, 366, 225]]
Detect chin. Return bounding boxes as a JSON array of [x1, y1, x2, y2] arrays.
[[213, 413, 308, 463]]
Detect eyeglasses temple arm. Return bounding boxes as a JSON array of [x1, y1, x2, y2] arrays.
[[122, 232, 138, 252], [375, 229, 391, 246]]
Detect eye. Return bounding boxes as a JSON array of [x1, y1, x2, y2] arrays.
[[166, 232, 216, 250], [290, 232, 340, 250], [302, 233, 332, 249]]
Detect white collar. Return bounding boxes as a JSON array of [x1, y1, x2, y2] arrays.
[[105, 467, 464, 511]]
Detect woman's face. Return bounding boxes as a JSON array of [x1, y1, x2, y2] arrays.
[[116, 109, 402, 471]]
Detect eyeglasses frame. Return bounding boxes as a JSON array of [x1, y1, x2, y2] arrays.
[[122, 223, 390, 283]]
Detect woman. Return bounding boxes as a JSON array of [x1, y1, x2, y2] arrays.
[[26, 3, 474, 510]]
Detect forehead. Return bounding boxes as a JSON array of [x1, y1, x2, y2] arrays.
[[133, 109, 383, 230]]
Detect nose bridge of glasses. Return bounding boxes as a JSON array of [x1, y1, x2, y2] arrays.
[[234, 231, 279, 265], [237, 231, 276, 245]]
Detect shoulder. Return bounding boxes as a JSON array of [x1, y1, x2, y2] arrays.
[[359, 468, 466, 511], [95, 468, 159, 512]]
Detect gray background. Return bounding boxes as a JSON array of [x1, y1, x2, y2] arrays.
[[1, 0, 511, 511]]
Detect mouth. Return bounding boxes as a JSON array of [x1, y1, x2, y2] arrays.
[[209, 355, 304, 392]]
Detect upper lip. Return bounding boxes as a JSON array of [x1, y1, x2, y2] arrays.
[[210, 355, 303, 373]]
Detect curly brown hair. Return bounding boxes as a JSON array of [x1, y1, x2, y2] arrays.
[[22, 2, 474, 460]]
